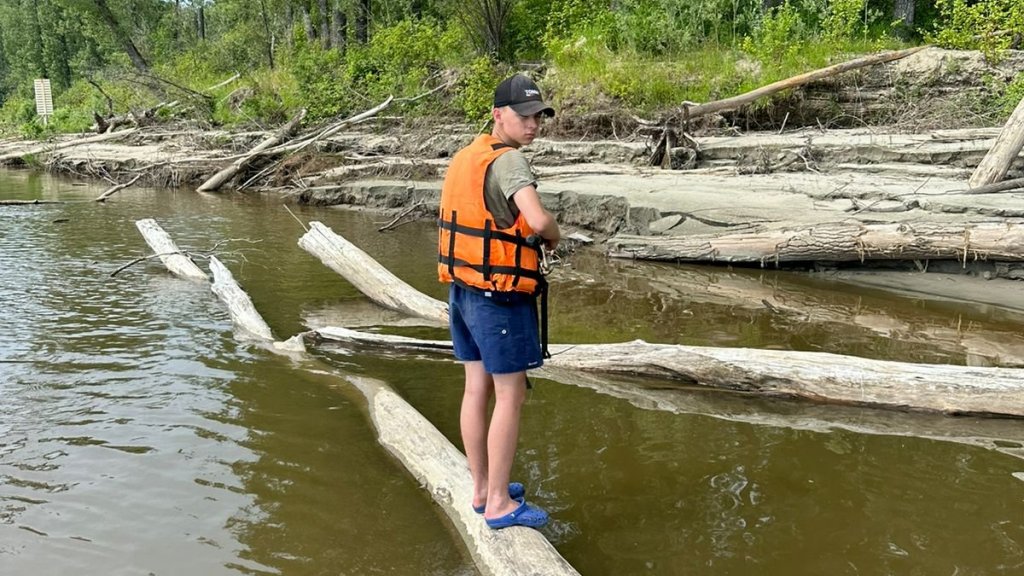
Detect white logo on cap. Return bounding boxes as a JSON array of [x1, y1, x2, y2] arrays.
[[524, 89, 540, 97]]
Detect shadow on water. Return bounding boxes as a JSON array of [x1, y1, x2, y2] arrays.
[[2, 168, 1023, 575]]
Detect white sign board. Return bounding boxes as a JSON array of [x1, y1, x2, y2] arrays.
[[34, 79, 53, 124]]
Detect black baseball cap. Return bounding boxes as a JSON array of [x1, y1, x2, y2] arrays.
[[493, 75, 555, 117]]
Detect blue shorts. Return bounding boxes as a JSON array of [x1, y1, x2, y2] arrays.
[[448, 284, 543, 374]]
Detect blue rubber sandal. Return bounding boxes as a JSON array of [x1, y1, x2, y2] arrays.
[[472, 482, 526, 514], [485, 499, 549, 530]]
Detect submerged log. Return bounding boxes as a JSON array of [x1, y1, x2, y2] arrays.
[[348, 375, 580, 576], [969, 95, 1024, 188], [609, 221, 1024, 264], [197, 109, 307, 192], [298, 221, 448, 324], [312, 327, 1024, 418], [95, 174, 142, 202], [0, 199, 63, 205], [134, 218, 208, 281], [209, 256, 274, 340]]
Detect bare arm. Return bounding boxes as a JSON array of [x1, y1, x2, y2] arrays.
[[512, 185, 560, 249]]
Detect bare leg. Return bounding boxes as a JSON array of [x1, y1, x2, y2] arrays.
[[461, 361, 493, 511], [484, 370, 527, 519]]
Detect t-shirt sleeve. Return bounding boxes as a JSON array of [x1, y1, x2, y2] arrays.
[[483, 150, 537, 229], [491, 150, 536, 200]]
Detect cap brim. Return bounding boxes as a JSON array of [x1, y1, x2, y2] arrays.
[[510, 101, 555, 118]]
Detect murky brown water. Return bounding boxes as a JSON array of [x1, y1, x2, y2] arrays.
[[2, 169, 1023, 575]]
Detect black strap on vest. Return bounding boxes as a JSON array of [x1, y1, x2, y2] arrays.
[[446, 210, 458, 278], [481, 219, 492, 283]]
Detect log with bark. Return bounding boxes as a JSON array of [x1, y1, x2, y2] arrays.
[[608, 221, 1024, 265], [969, 95, 1024, 188], [0, 199, 63, 205], [680, 46, 927, 120], [312, 327, 1024, 418], [196, 109, 307, 192]]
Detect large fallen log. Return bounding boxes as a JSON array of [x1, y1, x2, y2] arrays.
[[347, 374, 580, 576], [680, 47, 926, 120], [311, 327, 1024, 418], [196, 109, 307, 192], [608, 221, 1024, 265], [298, 221, 448, 324], [134, 218, 208, 281], [969, 95, 1024, 188]]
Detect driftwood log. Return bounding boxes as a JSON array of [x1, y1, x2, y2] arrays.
[[347, 374, 580, 576], [970, 95, 1024, 188], [608, 221, 1024, 264], [134, 218, 208, 281], [209, 255, 274, 341], [196, 108, 307, 192], [680, 46, 926, 120], [0, 128, 138, 164], [313, 327, 1024, 418], [0, 199, 63, 205], [298, 221, 448, 324]]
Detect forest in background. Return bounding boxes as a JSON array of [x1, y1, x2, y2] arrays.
[[0, 0, 1022, 136]]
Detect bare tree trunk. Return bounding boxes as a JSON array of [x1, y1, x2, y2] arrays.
[[893, 0, 915, 39], [356, 0, 370, 43], [318, 0, 331, 48], [331, 7, 347, 51], [28, 0, 49, 79], [258, 0, 275, 69], [301, 5, 315, 41], [197, 4, 206, 40], [92, 0, 149, 72]]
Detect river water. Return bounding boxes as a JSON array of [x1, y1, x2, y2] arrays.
[[2, 169, 1023, 576]]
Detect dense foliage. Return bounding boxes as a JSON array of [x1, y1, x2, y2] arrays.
[[0, 0, 1019, 134]]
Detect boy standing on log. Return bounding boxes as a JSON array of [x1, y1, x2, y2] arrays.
[[437, 75, 561, 530]]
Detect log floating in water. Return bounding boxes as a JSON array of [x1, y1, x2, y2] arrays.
[[134, 218, 208, 281], [209, 255, 274, 341], [312, 326, 1024, 418], [348, 375, 580, 576], [298, 221, 448, 324], [608, 221, 1024, 265]]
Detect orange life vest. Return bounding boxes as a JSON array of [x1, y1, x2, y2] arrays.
[[438, 134, 544, 295]]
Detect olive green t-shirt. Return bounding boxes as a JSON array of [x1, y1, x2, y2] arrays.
[[483, 149, 536, 230]]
